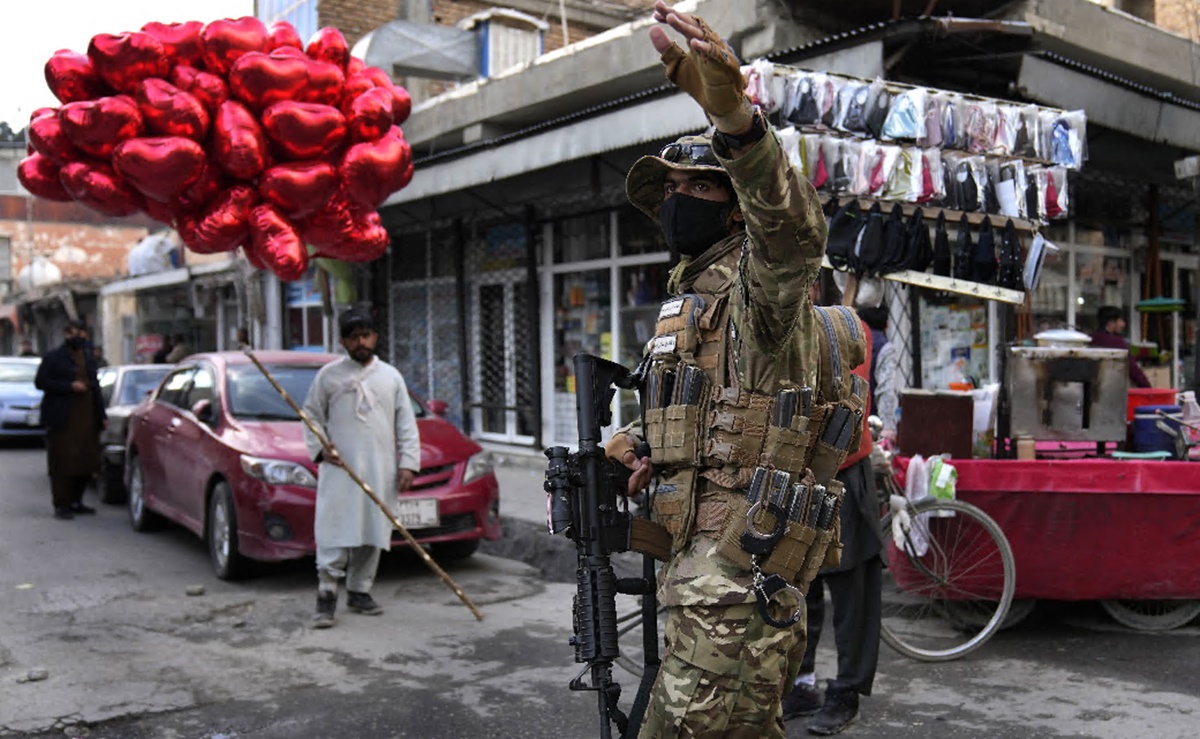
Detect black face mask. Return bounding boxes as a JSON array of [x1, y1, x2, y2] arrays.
[[659, 193, 734, 259], [65, 337, 86, 350]]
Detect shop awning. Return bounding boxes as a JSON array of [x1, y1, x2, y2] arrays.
[[99, 261, 239, 297], [1018, 54, 1200, 153], [383, 91, 708, 206]]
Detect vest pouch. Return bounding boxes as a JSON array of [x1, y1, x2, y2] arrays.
[[759, 418, 811, 473], [655, 404, 702, 467], [799, 529, 836, 587], [715, 493, 762, 571], [761, 521, 820, 591], [703, 389, 772, 468], [652, 467, 698, 554], [808, 440, 850, 485], [799, 481, 845, 585], [821, 481, 845, 569], [643, 407, 666, 460]]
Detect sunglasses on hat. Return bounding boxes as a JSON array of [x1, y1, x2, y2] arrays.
[[658, 142, 719, 168]]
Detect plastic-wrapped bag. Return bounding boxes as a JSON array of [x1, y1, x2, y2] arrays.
[[849, 139, 874, 196], [783, 72, 821, 125], [836, 81, 872, 133], [883, 146, 915, 201], [777, 126, 804, 175], [1013, 105, 1040, 158], [1049, 110, 1087, 169], [942, 93, 964, 149], [995, 160, 1025, 219], [883, 87, 927, 141], [806, 135, 828, 189], [865, 80, 895, 139], [745, 59, 779, 113], [919, 92, 944, 148], [964, 100, 998, 154], [830, 139, 854, 194]]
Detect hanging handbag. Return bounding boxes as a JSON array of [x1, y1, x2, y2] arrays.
[[972, 218, 998, 285], [877, 203, 908, 275], [825, 200, 864, 271], [932, 211, 952, 277], [952, 213, 974, 281], [997, 219, 1025, 290], [852, 202, 885, 275], [904, 207, 933, 272]]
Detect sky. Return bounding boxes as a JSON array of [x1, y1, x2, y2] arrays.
[[2, 0, 255, 128]]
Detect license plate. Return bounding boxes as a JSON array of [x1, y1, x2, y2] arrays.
[[26, 411, 40, 427], [395, 497, 439, 528]]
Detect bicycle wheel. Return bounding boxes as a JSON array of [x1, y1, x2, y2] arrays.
[[879, 498, 1016, 662]]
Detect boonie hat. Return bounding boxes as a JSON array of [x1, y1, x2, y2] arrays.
[[626, 133, 727, 220]]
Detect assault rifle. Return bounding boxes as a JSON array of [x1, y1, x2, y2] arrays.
[[545, 353, 659, 739]]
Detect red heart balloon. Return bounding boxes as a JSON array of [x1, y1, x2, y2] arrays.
[[87, 32, 169, 94], [300, 195, 359, 249], [338, 127, 411, 208], [44, 50, 110, 104], [347, 57, 365, 76], [249, 204, 309, 280], [59, 160, 143, 217], [362, 67, 412, 124], [272, 46, 308, 59], [143, 196, 178, 226], [201, 17, 269, 76], [18, 154, 73, 202], [259, 161, 339, 219], [298, 58, 345, 107], [59, 95, 144, 159], [261, 102, 346, 160], [178, 184, 259, 254], [29, 110, 81, 165], [112, 136, 206, 202], [141, 21, 205, 67], [174, 158, 228, 213], [213, 101, 269, 179], [341, 73, 376, 109], [137, 79, 210, 140], [170, 66, 230, 113], [396, 159, 414, 190], [229, 51, 310, 112], [319, 210, 389, 263], [345, 87, 394, 142], [306, 27, 350, 70], [267, 21, 304, 52]]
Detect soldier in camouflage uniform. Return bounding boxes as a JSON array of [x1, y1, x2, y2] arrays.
[[606, 3, 832, 738]]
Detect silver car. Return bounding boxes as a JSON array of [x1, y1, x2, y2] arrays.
[[96, 364, 172, 503], [0, 357, 44, 438]]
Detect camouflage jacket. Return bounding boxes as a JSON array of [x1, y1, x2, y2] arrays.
[[657, 127, 827, 608]]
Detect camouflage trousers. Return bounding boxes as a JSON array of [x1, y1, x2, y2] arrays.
[[636, 602, 806, 739]]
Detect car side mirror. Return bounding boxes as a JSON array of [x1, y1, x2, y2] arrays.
[[426, 399, 448, 416], [191, 399, 215, 425]]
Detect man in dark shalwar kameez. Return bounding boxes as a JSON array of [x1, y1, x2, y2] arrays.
[[35, 321, 106, 520]]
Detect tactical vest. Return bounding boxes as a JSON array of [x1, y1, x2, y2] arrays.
[[640, 260, 868, 593]]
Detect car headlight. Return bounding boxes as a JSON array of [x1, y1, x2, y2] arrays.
[[462, 451, 494, 484], [240, 455, 318, 488]]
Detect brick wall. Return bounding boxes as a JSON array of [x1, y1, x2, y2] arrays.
[[318, 0, 399, 48], [0, 218, 146, 284]]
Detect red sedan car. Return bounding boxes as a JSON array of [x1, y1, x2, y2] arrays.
[[124, 350, 501, 579]]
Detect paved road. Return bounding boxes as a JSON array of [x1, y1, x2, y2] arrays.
[[2, 442, 1199, 739]]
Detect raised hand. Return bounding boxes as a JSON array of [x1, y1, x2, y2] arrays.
[[649, 0, 752, 133]]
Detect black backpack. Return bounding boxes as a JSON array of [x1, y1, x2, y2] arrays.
[[825, 200, 865, 271], [972, 219, 997, 285], [904, 208, 933, 272], [952, 213, 974, 281], [997, 219, 1025, 290], [852, 202, 885, 274], [877, 203, 908, 275], [932, 211, 952, 277]]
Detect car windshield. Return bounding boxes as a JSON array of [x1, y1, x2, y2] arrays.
[[225, 362, 429, 421], [0, 362, 37, 384], [118, 368, 171, 405]]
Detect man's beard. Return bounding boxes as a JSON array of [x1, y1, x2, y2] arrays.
[[350, 347, 374, 363]]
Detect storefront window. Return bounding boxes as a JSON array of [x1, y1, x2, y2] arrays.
[[552, 268, 611, 440], [554, 213, 609, 263], [1075, 253, 1129, 333], [285, 270, 328, 351]]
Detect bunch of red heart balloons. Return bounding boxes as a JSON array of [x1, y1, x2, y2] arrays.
[[18, 17, 413, 281]]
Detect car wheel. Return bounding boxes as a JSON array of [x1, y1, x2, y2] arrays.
[[207, 481, 248, 581], [431, 539, 480, 560], [98, 460, 126, 505], [127, 453, 163, 532]]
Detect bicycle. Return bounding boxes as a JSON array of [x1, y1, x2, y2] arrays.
[[871, 426, 1018, 662]]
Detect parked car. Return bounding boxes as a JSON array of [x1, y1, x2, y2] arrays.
[[95, 364, 173, 504], [124, 351, 501, 579], [0, 357, 44, 438]]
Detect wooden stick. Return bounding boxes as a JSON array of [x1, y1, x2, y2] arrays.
[[242, 347, 484, 621]]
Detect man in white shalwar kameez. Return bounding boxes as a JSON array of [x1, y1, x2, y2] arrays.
[[303, 307, 421, 628]]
